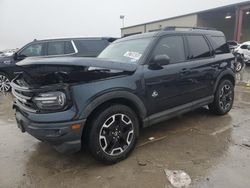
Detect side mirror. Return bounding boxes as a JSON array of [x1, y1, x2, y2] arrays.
[[247, 46, 250, 50], [14, 53, 26, 61], [150, 54, 170, 67]]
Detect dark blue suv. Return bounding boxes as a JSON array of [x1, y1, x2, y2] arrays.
[[12, 27, 235, 164]]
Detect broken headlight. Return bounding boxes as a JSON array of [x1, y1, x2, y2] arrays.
[[33, 91, 66, 110]]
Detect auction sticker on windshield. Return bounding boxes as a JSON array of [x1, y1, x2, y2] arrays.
[[123, 51, 142, 61]]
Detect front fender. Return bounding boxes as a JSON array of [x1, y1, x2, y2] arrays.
[[78, 90, 147, 120]]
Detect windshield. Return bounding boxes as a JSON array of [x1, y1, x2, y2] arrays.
[[98, 38, 152, 63]]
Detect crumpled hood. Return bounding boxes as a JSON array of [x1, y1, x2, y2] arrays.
[[17, 56, 137, 72], [16, 57, 137, 86]]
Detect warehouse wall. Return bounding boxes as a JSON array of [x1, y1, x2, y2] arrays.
[[121, 14, 197, 37], [145, 14, 197, 32], [197, 12, 235, 40], [121, 25, 145, 37], [241, 13, 250, 42]]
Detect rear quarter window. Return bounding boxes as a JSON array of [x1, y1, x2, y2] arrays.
[[211, 36, 230, 54], [74, 40, 109, 57]]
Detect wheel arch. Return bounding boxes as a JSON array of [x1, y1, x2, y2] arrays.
[[213, 70, 235, 93], [80, 91, 147, 145], [79, 90, 147, 126]]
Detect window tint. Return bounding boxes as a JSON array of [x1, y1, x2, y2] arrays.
[[20, 43, 44, 57], [211, 36, 230, 54], [48, 41, 65, 55], [152, 36, 186, 63], [74, 40, 109, 57], [187, 35, 211, 59]]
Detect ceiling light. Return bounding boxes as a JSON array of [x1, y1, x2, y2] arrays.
[[225, 13, 232, 19], [246, 11, 250, 15]]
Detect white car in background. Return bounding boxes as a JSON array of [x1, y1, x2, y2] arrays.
[[227, 40, 239, 52], [234, 41, 250, 64]]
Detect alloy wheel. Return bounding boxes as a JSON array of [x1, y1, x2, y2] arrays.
[[0, 74, 11, 92], [219, 84, 233, 111], [99, 114, 134, 156]]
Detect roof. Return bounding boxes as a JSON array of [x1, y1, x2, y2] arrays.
[[32, 37, 117, 43], [116, 28, 225, 43], [121, 1, 250, 30]]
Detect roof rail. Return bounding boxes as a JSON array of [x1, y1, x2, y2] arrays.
[[163, 26, 217, 31]]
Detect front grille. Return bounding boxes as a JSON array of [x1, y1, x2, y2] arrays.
[[11, 74, 70, 113], [11, 76, 38, 113]]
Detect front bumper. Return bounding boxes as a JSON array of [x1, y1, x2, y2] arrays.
[[15, 110, 86, 153]]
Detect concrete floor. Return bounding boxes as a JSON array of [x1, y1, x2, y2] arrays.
[[1, 68, 250, 188]]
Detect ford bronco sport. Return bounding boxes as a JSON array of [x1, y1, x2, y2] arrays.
[[12, 27, 235, 164]]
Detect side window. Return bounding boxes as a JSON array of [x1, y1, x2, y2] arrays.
[[241, 45, 248, 49], [47, 41, 65, 55], [65, 41, 75, 54], [211, 36, 230, 54], [187, 35, 211, 59], [152, 36, 186, 64], [74, 40, 109, 57], [19, 43, 44, 57]]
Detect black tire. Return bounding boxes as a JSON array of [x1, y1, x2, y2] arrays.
[[209, 79, 234, 115], [0, 72, 11, 92], [87, 104, 139, 164]]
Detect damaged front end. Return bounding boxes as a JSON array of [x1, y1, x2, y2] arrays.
[[11, 57, 137, 153], [11, 57, 137, 113], [11, 74, 72, 113]]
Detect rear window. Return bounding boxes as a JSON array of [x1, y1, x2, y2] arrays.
[[211, 36, 230, 54], [74, 40, 109, 57], [187, 35, 211, 59]]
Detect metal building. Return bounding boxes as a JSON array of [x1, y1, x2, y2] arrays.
[[121, 1, 250, 42]]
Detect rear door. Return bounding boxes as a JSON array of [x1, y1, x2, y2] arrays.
[[183, 34, 215, 98]]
